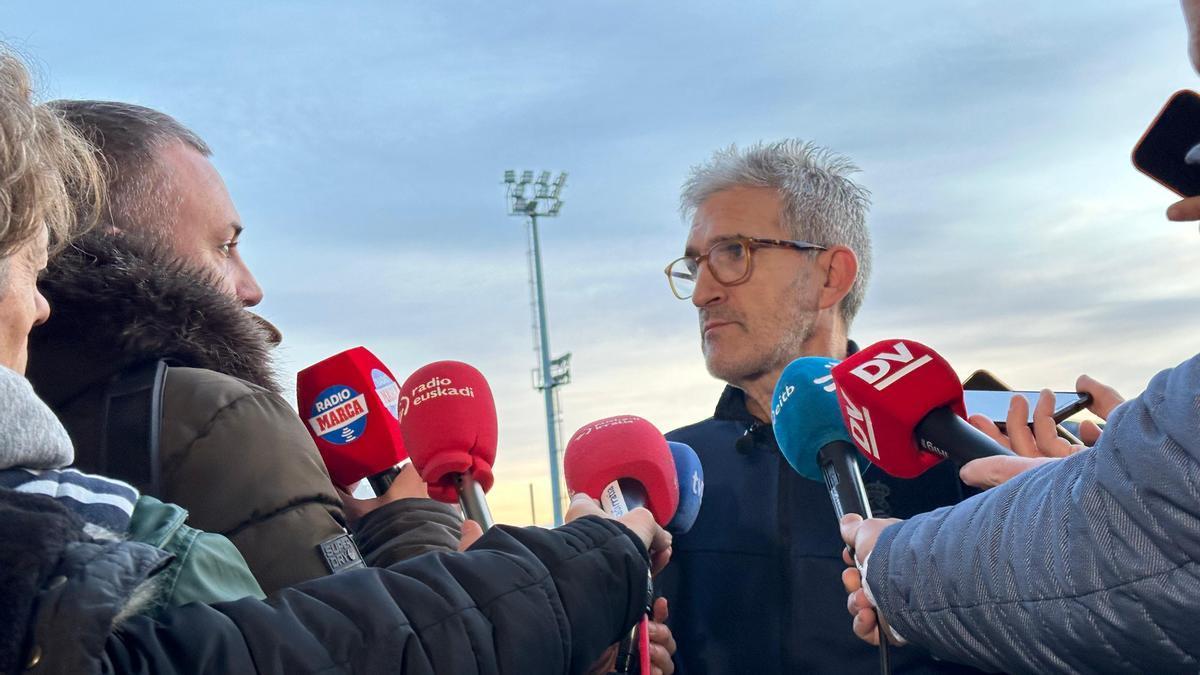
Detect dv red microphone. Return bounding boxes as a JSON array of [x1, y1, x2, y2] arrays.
[[563, 415, 679, 527], [830, 339, 1014, 479], [398, 361, 496, 529], [297, 346, 407, 494]]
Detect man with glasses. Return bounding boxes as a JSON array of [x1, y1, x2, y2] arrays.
[[655, 140, 977, 673]]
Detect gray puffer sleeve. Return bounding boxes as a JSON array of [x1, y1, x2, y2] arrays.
[[867, 354, 1200, 674]]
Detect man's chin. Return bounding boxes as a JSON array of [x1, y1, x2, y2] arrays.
[[704, 352, 754, 385]]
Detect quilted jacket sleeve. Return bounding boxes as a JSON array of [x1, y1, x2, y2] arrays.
[[867, 354, 1200, 674], [104, 517, 650, 675]]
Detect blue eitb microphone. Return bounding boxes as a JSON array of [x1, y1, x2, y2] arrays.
[[771, 356, 873, 521]]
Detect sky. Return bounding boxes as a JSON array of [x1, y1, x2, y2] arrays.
[[5, 1, 1199, 525]]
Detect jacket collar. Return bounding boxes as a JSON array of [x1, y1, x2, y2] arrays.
[[27, 231, 281, 407], [713, 340, 860, 423]]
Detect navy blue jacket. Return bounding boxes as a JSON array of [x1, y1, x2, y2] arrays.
[[658, 384, 985, 674]]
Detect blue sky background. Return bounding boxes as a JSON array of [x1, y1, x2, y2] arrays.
[[7, 2, 1199, 523]]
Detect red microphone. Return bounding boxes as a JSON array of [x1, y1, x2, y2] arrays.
[[398, 361, 496, 529], [563, 415, 679, 527], [830, 339, 1013, 479], [564, 415, 678, 675], [297, 346, 407, 494]]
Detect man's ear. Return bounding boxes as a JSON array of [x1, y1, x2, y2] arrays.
[[816, 245, 858, 312]]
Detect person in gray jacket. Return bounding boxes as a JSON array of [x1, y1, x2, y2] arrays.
[[838, 3, 1200, 671], [842, 355, 1200, 673]]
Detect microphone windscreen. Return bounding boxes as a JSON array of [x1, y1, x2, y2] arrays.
[[296, 346, 407, 487], [772, 356, 858, 482], [830, 339, 967, 478], [666, 441, 703, 535], [398, 361, 497, 503], [564, 415, 679, 526]]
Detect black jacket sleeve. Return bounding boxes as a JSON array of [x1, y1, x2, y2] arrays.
[[354, 497, 463, 567], [102, 517, 649, 674]]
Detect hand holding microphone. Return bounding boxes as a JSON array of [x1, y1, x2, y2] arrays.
[[335, 463, 430, 526], [839, 514, 904, 648], [563, 415, 679, 565], [566, 494, 673, 575], [564, 415, 682, 674]]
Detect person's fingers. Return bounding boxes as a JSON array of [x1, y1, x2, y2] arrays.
[[652, 597, 669, 624], [1031, 390, 1074, 458], [960, 455, 1057, 489], [648, 616, 677, 653], [458, 519, 484, 552], [1005, 395, 1039, 457], [650, 545, 672, 576], [852, 609, 880, 646], [1167, 195, 1200, 221], [648, 634, 676, 672], [565, 493, 604, 523], [968, 414, 1012, 450], [1076, 374, 1125, 420], [843, 566, 862, 595], [1079, 419, 1104, 446], [839, 513, 863, 549], [649, 641, 674, 675]]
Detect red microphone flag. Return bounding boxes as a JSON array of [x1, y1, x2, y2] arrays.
[[296, 346, 407, 488], [563, 415, 679, 527], [831, 339, 969, 479]]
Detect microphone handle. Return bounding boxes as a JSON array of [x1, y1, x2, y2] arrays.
[[915, 407, 1015, 465], [456, 473, 495, 530], [367, 466, 400, 496], [818, 441, 892, 675], [817, 441, 873, 520]]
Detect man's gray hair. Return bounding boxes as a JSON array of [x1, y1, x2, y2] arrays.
[[47, 100, 210, 235], [680, 139, 873, 326]]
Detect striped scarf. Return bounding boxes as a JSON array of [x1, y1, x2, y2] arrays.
[[0, 468, 138, 537]]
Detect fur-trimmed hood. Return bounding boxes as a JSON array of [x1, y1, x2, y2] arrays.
[[28, 231, 280, 407]]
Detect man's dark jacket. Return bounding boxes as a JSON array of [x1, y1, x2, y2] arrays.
[[657, 384, 984, 674], [2, 486, 650, 674], [25, 232, 460, 595]]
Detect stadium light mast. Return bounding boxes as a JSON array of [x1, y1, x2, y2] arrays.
[[503, 169, 571, 525]]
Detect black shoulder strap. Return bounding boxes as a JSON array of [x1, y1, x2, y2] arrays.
[[100, 359, 168, 495]]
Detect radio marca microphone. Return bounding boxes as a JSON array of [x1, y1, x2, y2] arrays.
[[563, 415, 680, 527], [772, 357, 873, 520], [297, 346, 407, 494], [831, 339, 1014, 479], [398, 361, 496, 529], [666, 442, 704, 535]]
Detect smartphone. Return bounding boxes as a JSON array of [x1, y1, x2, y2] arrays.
[[1132, 90, 1200, 196], [962, 369, 1087, 444], [962, 389, 1091, 425]]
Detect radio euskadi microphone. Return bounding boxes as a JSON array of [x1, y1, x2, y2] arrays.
[[297, 346, 408, 495], [666, 442, 704, 535], [830, 339, 1013, 479], [398, 361, 497, 529]]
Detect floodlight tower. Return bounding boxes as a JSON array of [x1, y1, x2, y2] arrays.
[[503, 169, 571, 525]]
